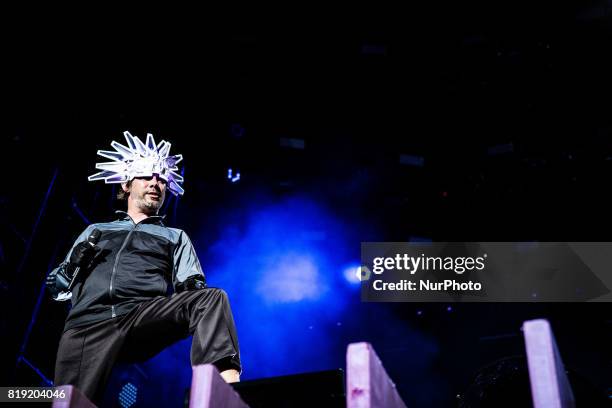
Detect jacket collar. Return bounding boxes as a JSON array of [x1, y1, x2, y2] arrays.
[[115, 210, 166, 225]]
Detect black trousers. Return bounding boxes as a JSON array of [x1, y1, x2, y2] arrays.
[[54, 288, 241, 405]]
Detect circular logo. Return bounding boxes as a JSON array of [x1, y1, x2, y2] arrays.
[[357, 265, 372, 281]]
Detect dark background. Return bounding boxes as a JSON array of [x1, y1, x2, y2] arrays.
[[2, 2, 612, 406]]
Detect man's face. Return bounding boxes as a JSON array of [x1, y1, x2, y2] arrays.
[[124, 174, 167, 214]]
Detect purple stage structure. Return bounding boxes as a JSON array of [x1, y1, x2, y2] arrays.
[[523, 319, 575, 408], [189, 364, 249, 408], [52, 385, 97, 408], [52, 327, 580, 407], [346, 342, 407, 408]]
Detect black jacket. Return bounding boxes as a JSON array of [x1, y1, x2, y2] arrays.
[[52, 211, 206, 331]]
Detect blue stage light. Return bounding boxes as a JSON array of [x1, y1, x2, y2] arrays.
[[343, 263, 362, 284], [118, 382, 137, 408]]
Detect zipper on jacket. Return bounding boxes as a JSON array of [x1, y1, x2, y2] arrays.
[[110, 222, 139, 318]]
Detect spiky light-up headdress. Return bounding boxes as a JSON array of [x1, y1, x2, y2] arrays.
[[88, 131, 185, 196]]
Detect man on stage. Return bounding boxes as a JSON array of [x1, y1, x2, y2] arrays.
[[46, 131, 241, 404]]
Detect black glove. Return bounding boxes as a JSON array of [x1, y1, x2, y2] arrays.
[[176, 275, 207, 292], [69, 241, 100, 267], [46, 263, 73, 298], [47, 241, 99, 298]]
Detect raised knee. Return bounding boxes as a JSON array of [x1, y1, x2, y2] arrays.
[[211, 288, 228, 300], [197, 287, 229, 303]]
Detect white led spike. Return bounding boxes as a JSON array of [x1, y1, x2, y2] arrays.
[[88, 131, 185, 196]]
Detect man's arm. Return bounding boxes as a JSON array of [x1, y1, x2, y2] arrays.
[[173, 231, 207, 292], [46, 225, 96, 301]]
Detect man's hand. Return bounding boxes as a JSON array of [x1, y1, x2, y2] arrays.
[[47, 232, 100, 301], [176, 275, 207, 292], [46, 264, 72, 294], [69, 241, 100, 267]]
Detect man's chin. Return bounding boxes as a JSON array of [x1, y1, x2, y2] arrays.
[[136, 198, 163, 213], [146, 201, 162, 211]]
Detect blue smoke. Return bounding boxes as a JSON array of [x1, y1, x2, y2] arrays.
[[203, 194, 354, 378]]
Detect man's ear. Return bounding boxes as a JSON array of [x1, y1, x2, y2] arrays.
[[121, 182, 130, 193]]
